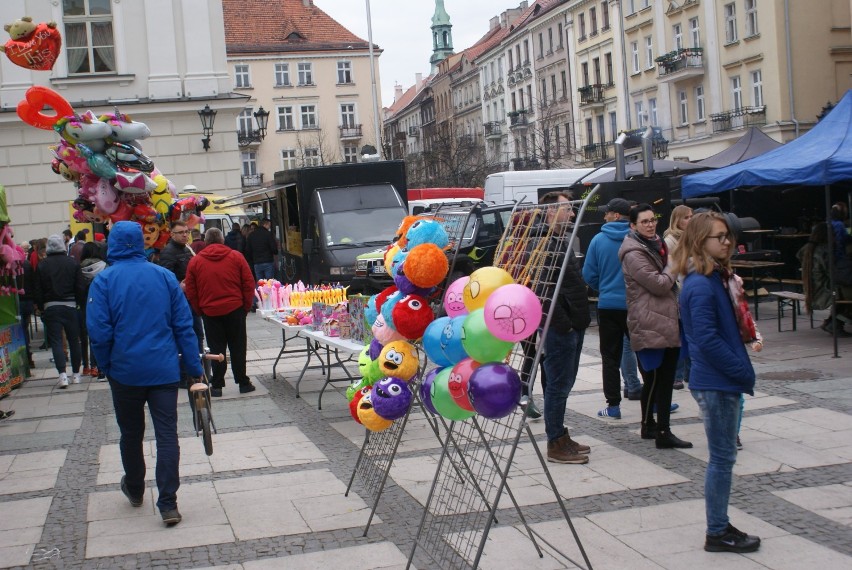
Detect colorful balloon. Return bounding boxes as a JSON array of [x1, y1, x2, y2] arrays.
[[443, 276, 470, 318], [483, 284, 543, 342], [448, 358, 480, 412], [430, 368, 476, 421], [468, 363, 522, 419], [441, 315, 470, 365], [423, 317, 453, 367], [420, 367, 442, 415], [2, 20, 62, 71], [16, 86, 74, 130], [463, 266, 514, 311]]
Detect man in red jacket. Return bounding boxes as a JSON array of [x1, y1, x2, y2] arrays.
[[184, 228, 256, 397]]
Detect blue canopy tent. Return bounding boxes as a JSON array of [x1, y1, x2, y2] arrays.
[[682, 89, 852, 355]]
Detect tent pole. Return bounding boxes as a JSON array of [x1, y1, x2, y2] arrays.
[[826, 184, 839, 358]]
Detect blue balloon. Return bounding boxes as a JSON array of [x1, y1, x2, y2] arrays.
[[441, 315, 469, 365], [423, 317, 453, 367]]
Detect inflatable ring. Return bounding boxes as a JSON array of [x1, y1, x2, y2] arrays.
[[16, 86, 74, 130]]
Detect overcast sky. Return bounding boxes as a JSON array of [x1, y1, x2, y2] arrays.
[[316, 0, 505, 106]]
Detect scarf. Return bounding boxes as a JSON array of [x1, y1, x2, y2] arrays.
[[717, 264, 760, 344], [631, 231, 668, 267]]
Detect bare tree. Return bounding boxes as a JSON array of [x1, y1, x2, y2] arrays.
[[508, 96, 580, 170], [420, 122, 500, 187], [295, 129, 338, 165]]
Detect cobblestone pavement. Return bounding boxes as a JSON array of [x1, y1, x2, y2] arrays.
[[1, 303, 851, 569]]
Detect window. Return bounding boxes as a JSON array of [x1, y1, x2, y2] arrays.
[[631, 41, 640, 73], [523, 39, 530, 63], [303, 148, 320, 167], [696, 84, 706, 120], [548, 28, 554, 52], [689, 17, 700, 47], [751, 70, 763, 107], [551, 74, 557, 103], [508, 49, 514, 70], [339, 104, 355, 128], [679, 91, 688, 124], [578, 13, 586, 39], [627, 0, 635, 15], [645, 36, 654, 69], [641, 0, 650, 8], [582, 62, 589, 87], [300, 105, 317, 129], [724, 3, 737, 44], [281, 149, 298, 170], [590, 7, 598, 34], [673, 24, 683, 51], [593, 57, 601, 85], [274, 63, 290, 86], [63, 0, 115, 74], [234, 64, 250, 88], [540, 78, 547, 103], [605, 53, 614, 84], [237, 109, 253, 136], [515, 45, 521, 67], [519, 89, 524, 110], [337, 61, 353, 84], [511, 92, 517, 111], [557, 23, 564, 48], [561, 70, 567, 98], [538, 33, 544, 58], [649, 98, 657, 125], [527, 85, 533, 111], [745, 0, 759, 36], [241, 151, 257, 176], [343, 146, 358, 163], [597, 115, 606, 143], [731, 76, 743, 109], [601, 1, 610, 30], [298, 62, 313, 85], [635, 100, 646, 127], [586, 118, 594, 145], [277, 106, 294, 130], [555, 124, 561, 156], [609, 111, 618, 141]]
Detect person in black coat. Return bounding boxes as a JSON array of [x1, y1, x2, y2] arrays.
[[224, 223, 245, 253], [244, 218, 278, 280], [34, 234, 86, 387]]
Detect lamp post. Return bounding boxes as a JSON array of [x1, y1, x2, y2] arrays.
[[366, 0, 382, 158], [198, 104, 217, 152], [238, 106, 271, 147]]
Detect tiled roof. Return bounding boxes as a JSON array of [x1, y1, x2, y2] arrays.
[[385, 75, 431, 118], [223, 0, 372, 55]]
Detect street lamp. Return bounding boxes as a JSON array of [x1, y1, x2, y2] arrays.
[[198, 104, 217, 152], [238, 107, 271, 147]]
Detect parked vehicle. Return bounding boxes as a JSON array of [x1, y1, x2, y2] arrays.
[[484, 168, 613, 204]]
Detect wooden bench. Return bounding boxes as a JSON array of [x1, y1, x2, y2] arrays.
[[771, 291, 811, 332]]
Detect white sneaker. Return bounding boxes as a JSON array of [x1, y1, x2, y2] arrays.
[[97, 375, 107, 383], [58, 373, 69, 388], [72, 373, 81, 384]]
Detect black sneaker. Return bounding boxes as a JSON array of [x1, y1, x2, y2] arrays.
[[161, 508, 182, 526], [705, 524, 760, 553], [239, 383, 256, 394], [210, 388, 223, 397], [120, 476, 143, 507]]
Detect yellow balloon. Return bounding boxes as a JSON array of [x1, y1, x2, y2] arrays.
[[463, 266, 515, 311]]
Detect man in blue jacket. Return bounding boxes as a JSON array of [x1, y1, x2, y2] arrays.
[[87, 222, 203, 527], [582, 198, 632, 419]]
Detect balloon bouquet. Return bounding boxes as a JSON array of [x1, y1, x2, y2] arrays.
[[345, 215, 544, 431], [16, 85, 209, 252]]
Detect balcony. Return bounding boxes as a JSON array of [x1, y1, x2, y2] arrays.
[[508, 110, 529, 129], [582, 142, 610, 163], [624, 127, 669, 158], [511, 156, 540, 171], [710, 106, 767, 133], [339, 124, 363, 139], [484, 121, 503, 139], [241, 173, 264, 188], [394, 131, 407, 141], [656, 47, 704, 82], [578, 84, 606, 107], [408, 125, 420, 137]]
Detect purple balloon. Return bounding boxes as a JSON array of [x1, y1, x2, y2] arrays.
[[420, 367, 443, 415], [369, 338, 383, 360], [371, 377, 413, 421], [468, 363, 522, 419]]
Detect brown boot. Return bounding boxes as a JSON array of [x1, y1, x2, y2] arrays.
[[560, 430, 591, 454], [547, 436, 589, 464]]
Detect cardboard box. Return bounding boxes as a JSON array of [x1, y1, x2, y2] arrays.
[[348, 294, 372, 344]]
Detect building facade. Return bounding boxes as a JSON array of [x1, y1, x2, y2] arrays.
[[0, 0, 244, 241]]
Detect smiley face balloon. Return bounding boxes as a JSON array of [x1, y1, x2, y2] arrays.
[[463, 266, 514, 311], [378, 340, 419, 380], [443, 276, 470, 318]]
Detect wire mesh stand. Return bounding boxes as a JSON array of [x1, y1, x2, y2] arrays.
[[342, 203, 477, 536], [406, 188, 602, 570]]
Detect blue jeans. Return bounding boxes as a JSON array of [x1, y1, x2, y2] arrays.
[[109, 379, 181, 512], [691, 389, 740, 536], [254, 262, 274, 280], [542, 328, 585, 442], [44, 305, 82, 374], [675, 356, 691, 383], [621, 335, 642, 393]]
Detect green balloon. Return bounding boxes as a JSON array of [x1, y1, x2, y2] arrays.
[[461, 309, 513, 363], [431, 368, 476, 421]]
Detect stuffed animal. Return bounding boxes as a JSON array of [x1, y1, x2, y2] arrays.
[[1, 17, 62, 71], [391, 294, 434, 340], [378, 340, 419, 380], [371, 377, 413, 421]]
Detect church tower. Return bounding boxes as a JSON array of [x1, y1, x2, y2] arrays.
[[430, 0, 454, 72]]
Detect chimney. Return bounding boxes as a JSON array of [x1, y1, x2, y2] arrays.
[[641, 127, 655, 178], [394, 83, 403, 102], [415, 72, 423, 87], [519, 1, 528, 9], [302, 0, 312, 7], [490, 16, 499, 30], [614, 133, 627, 181]]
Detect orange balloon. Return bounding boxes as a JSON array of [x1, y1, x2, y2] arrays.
[[16, 86, 73, 130]]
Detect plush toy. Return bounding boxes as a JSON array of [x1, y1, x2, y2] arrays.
[[405, 219, 449, 250], [403, 243, 449, 289], [349, 386, 371, 423], [394, 215, 426, 250], [374, 285, 397, 312], [378, 340, 419, 380], [368, 337, 383, 360], [380, 290, 404, 330], [356, 392, 393, 432], [1, 17, 62, 71], [371, 377, 413, 421], [383, 243, 401, 275], [391, 294, 434, 340], [371, 313, 405, 345]]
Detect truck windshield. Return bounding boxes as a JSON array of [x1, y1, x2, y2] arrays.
[[321, 208, 405, 247]]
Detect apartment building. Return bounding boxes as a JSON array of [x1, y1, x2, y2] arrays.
[[223, 0, 382, 190], [0, 0, 243, 241]]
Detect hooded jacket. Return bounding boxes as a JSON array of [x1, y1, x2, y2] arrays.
[[34, 234, 85, 311], [582, 220, 630, 310], [618, 232, 680, 351], [245, 225, 277, 265], [86, 221, 203, 384], [184, 243, 255, 317], [680, 270, 755, 395]]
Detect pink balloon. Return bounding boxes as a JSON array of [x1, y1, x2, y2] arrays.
[[443, 276, 470, 317], [93, 177, 120, 214], [483, 284, 543, 342], [448, 358, 480, 411]]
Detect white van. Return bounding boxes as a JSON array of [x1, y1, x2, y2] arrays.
[[483, 168, 615, 204]]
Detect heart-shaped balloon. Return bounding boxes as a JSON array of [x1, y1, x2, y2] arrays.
[[3, 23, 62, 71], [16, 86, 74, 130]]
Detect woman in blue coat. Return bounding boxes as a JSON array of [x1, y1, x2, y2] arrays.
[[674, 212, 762, 554]]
